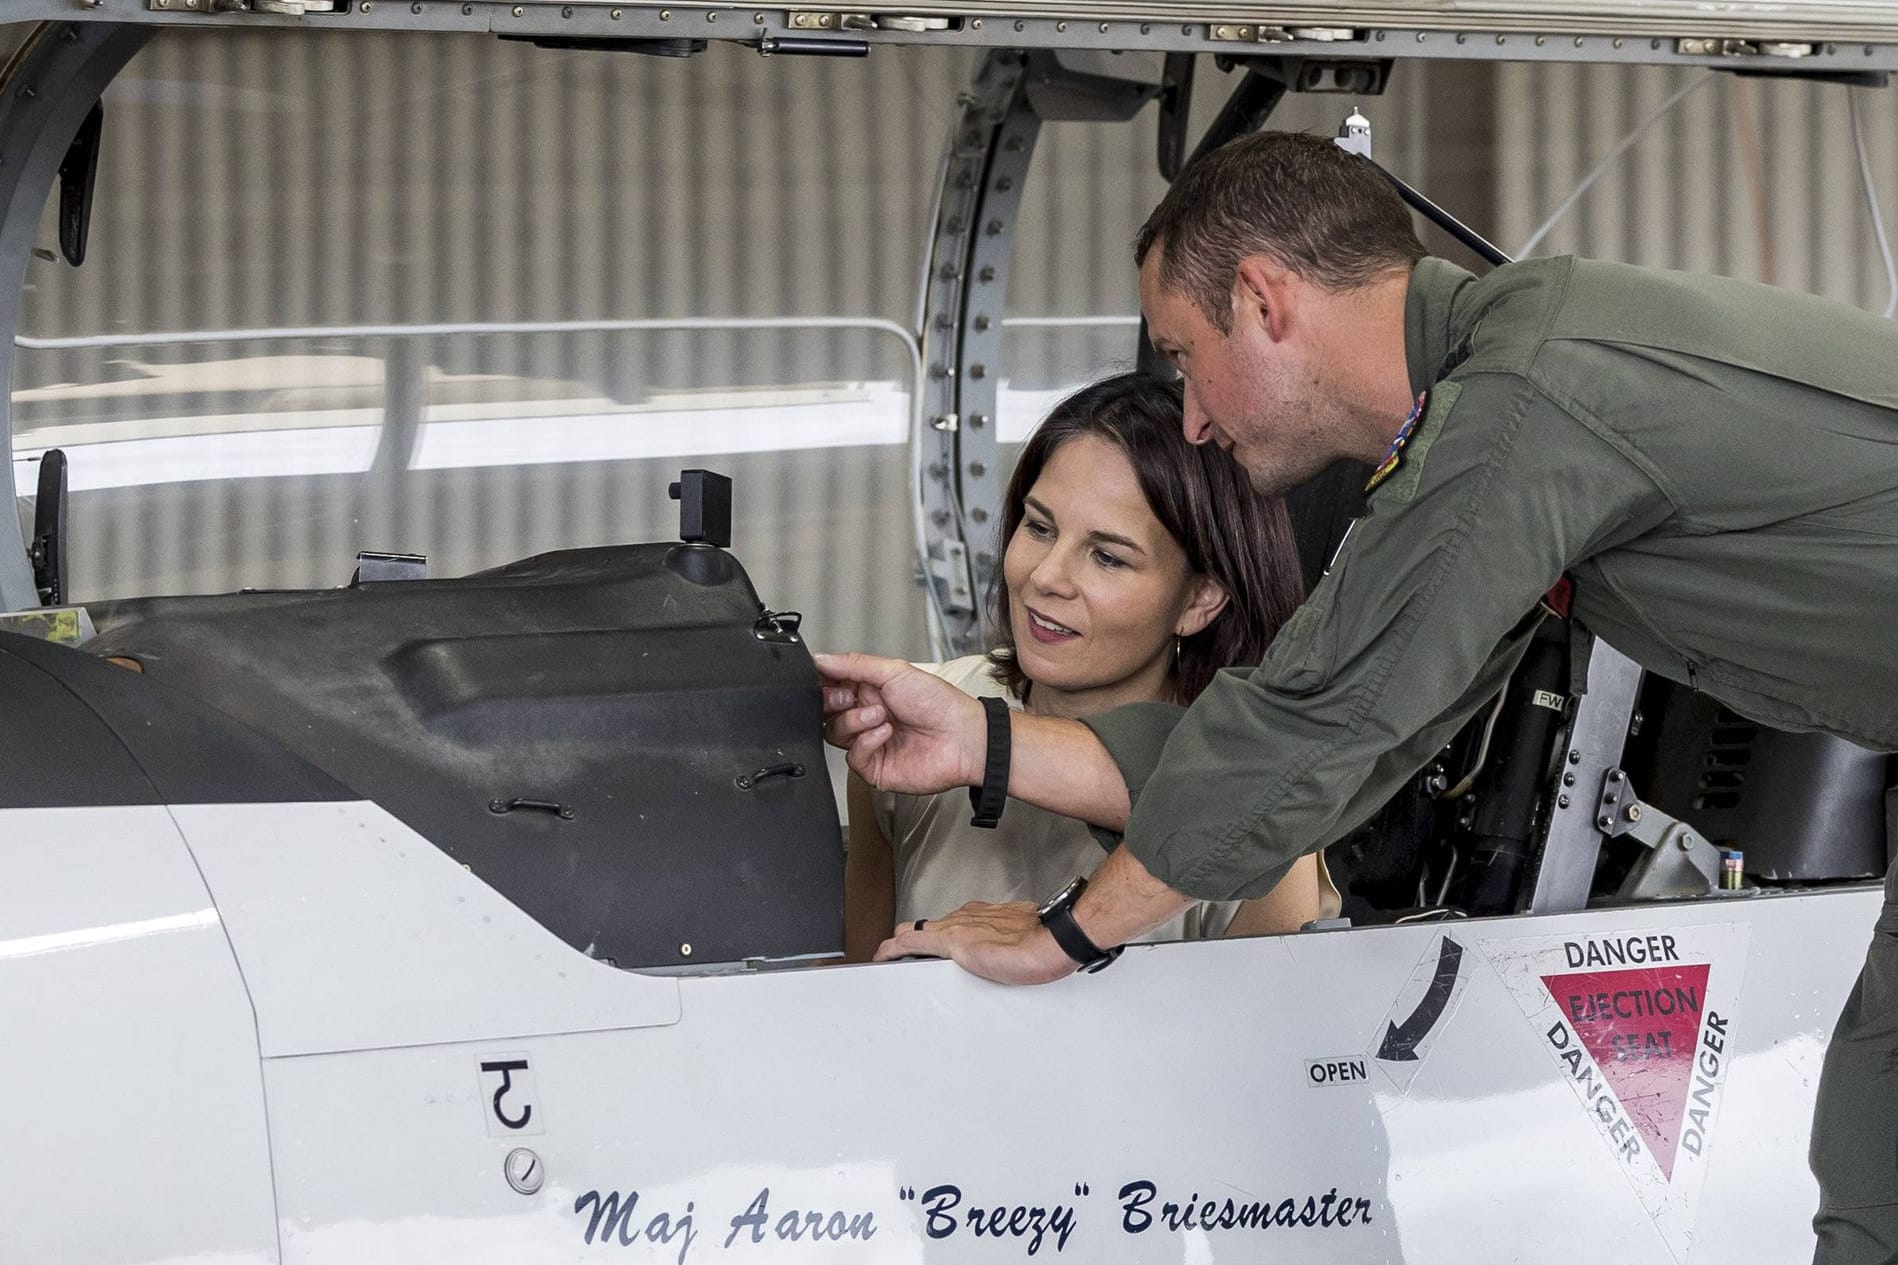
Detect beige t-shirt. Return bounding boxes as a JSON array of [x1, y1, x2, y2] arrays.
[[871, 656, 1246, 942]]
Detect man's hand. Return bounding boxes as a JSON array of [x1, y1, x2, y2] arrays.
[[818, 651, 1134, 830], [816, 652, 986, 794], [873, 901, 1078, 985], [873, 846, 1194, 986]]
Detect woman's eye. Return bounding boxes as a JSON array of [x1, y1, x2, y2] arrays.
[[1092, 548, 1127, 570], [1024, 519, 1054, 539]]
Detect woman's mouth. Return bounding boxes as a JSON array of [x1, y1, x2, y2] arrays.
[[1025, 607, 1079, 644]]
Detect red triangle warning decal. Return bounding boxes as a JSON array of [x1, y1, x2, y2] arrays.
[[1538, 964, 1710, 1180], [1485, 926, 1750, 1265]]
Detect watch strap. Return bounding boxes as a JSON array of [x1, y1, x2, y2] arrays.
[[967, 694, 1010, 829], [1040, 879, 1120, 972]]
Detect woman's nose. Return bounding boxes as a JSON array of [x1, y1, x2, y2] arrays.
[[1028, 548, 1078, 595]]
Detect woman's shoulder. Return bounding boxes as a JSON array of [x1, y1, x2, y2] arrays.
[[923, 654, 1020, 704], [871, 655, 1019, 830]]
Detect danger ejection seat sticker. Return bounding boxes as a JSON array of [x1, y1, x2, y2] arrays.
[[1481, 924, 1751, 1264]]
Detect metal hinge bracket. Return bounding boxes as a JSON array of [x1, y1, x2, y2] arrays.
[[789, 10, 949, 30], [922, 538, 976, 617], [1209, 24, 1359, 43], [1596, 767, 1727, 899]]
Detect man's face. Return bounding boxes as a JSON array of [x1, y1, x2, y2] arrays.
[[1138, 251, 1348, 497]]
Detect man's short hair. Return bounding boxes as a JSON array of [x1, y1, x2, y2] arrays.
[[1134, 130, 1427, 331]]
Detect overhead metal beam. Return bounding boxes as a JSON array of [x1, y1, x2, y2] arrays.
[[10, 6, 1898, 69]]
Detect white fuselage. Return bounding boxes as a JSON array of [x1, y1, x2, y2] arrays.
[[0, 799, 1872, 1264]]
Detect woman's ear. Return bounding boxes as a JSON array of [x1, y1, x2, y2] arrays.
[[1177, 575, 1230, 639]]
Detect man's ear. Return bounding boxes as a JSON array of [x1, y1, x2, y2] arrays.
[[1177, 576, 1231, 639], [1233, 255, 1297, 343]]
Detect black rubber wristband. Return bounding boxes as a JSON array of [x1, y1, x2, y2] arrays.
[[968, 695, 1010, 829], [1039, 878, 1120, 972]]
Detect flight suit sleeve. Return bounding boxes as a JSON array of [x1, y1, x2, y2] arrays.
[[1084, 371, 1675, 901], [1077, 699, 1185, 851]]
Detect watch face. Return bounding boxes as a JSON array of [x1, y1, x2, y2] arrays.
[[1037, 876, 1084, 920]]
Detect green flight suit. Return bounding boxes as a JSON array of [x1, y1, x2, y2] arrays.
[[1082, 256, 1898, 1260]]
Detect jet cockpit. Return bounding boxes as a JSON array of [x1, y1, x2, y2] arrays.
[[1, 5, 1893, 1261]]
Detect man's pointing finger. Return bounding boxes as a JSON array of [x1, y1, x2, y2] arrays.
[[814, 651, 907, 688], [827, 704, 888, 744]]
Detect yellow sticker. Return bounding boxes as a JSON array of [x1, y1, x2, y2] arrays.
[[0, 606, 95, 646]]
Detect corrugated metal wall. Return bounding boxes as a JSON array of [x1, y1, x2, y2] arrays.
[[21, 35, 1891, 661], [18, 32, 980, 657], [1497, 63, 1898, 310], [7, 32, 1444, 662]]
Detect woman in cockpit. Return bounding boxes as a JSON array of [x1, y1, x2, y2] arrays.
[[843, 371, 1339, 961]]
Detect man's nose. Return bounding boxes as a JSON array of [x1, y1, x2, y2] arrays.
[[1182, 392, 1215, 446]]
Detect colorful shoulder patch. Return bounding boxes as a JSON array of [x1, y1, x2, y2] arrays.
[[1364, 391, 1429, 494]]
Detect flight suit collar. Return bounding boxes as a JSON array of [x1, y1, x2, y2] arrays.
[[1403, 256, 1478, 400]]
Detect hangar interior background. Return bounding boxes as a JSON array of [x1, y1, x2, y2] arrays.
[[7, 30, 1895, 668]]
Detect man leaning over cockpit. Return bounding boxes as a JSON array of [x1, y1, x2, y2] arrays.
[[816, 130, 1898, 1264]]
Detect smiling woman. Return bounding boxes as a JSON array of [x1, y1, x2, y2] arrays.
[[843, 372, 1337, 959]]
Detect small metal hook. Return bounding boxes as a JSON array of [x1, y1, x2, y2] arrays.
[[488, 797, 575, 820]]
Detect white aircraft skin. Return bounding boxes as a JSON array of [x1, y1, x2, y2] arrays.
[[0, 798, 1874, 1265]]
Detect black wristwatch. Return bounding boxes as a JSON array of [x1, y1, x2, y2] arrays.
[[1037, 877, 1121, 973]]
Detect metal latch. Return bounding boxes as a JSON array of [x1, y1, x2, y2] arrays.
[[1677, 37, 1813, 58], [1209, 24, 1359, 43], [753, 609, 804, 644], [789, 11, 950, 30]]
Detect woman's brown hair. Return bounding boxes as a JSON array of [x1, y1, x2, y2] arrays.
[[987, 372, 1305, 704]]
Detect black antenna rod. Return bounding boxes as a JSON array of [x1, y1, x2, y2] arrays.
[[1375, 164, 1513, 268], [1335, 109, 1512, 268]]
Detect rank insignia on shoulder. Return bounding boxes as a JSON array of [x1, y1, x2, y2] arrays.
[[1365, 392, 1429, 495]]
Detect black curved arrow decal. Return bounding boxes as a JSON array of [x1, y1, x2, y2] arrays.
[[1377, 936, 1464, 1062]]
